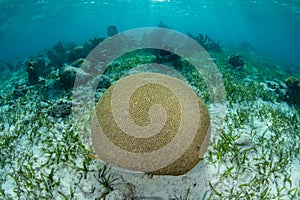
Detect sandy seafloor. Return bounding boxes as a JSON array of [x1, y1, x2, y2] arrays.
[[0, 41, 299, 200]]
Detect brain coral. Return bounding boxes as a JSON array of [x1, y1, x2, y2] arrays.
[[91, 72, 211, 176]]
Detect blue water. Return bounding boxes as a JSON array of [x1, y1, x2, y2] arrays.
[[1, 0, 300, 69]]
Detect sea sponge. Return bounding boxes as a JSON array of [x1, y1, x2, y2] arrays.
[[91, 73, 211, 176]]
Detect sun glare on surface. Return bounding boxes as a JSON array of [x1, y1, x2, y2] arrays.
[[152, 0, 171, 2]]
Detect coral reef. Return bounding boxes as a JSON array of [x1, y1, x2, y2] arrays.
[[227, 54, 244, 69], [97, 75, 111, 89], [47, 42, 68, 69], [107, 25, 118, 37], [1, 25, 300, 200], [85, 37, 104, 52], [50, 99, 72, 118], [67, 45, 86, 62], [59, 63, 92, 89], [58, 65, 77, 89], [187, 32, 221, 52], [12, 85, 29, 99], [151, 49, 183, 69], [46, 37, 105, 86], [27, 60, 39, 85], [284, 76, 300, 105], [158, 21, 171, 29], [26, 58, 50, 85], [67, 37, 104, 63]]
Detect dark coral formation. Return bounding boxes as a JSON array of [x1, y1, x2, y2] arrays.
[[158, 21, 171, 29], [284, 76, 300, 105], [107, 25, 118, 37], [47, 38, 104, 69], [97, 75, 111, 89], [50, 99, 72, 118], [13, 85, 29, 99], [27, 60, 38, 85], [228, 54, 244, 69], [68, 37, 104, 62], [28, 44, 105, 91], [187, 33, 221, 52], [67, 45, 87, 63], [26, 58, 50, 85], [151, 49, 184, 71], [58, 60, 94, 90], [58, 65, 77, 89], [46, 42, 68, 69]]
